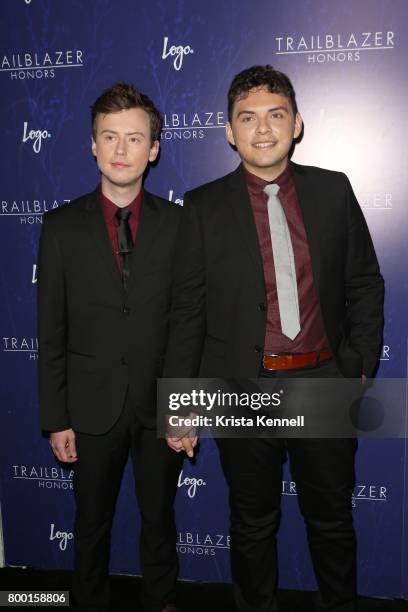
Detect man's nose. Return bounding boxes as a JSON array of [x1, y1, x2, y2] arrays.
[[256, 116, 271, 133], [115, 137, 126, 155]]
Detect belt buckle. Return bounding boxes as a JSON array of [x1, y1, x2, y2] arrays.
[[262, 353, 284, 371]]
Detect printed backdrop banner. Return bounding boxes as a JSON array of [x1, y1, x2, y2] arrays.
[[0, 0, 407, 600]]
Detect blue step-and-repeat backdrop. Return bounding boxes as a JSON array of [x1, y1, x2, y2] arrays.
[[0, 0, 407, 600]]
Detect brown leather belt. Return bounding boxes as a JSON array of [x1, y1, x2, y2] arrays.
[[262, 350, 332, 371]]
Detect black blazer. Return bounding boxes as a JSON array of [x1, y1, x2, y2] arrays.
[[163, 163, 384, 380], [38, 189, 180, 434]]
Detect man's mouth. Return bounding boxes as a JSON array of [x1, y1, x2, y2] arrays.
[[111, 162, 130, 168], [252, 141, 277, 149]]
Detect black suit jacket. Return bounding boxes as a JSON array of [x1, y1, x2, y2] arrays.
[[163, 163, 384, 380], [38, 188, 180, 434]]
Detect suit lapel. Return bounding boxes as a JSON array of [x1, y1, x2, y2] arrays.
[[82, 189, 124, 296], [291, 162, 321, 296], [226, 165, 266, 295], [125, 191, 159, 297]]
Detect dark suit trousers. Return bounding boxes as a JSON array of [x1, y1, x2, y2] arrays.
[[71, 391, 183, 612], [216, 359, 357, 612]]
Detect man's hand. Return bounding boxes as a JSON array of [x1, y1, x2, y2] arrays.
[[167, 434, 198, 458], [50, 428, 78, 463], [166, 412, 198, 457]]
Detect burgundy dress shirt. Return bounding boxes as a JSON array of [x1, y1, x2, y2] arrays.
[[245, 163, 328, 354], [100, 186, 143, 273]]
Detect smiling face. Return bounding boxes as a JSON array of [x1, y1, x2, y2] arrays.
[[91, 107, 159, 200], [226, 86, 302, 181]]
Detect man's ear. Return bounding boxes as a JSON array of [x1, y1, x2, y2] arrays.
[[149, 140, 160, 162], [91, 135, 97, 157], [294, 113, 303, 139], [225, 122, 236, 147]]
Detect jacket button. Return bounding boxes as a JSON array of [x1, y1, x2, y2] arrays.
[[120, 357, 127, 365], [123, 306, 130, 316], [254, 345, 262, 353], [259, 303, 266, 312]]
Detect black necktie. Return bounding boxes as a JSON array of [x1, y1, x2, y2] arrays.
[[115, 206, 133, 290]]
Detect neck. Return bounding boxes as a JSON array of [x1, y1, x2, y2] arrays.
[[101, 178, 141, 207], [244, 157, 288, 182]]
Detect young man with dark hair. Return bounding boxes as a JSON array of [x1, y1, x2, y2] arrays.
[[165, 65, 384, 611], [38, 82, 185, 612]]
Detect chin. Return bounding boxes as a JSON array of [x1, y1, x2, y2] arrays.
[[259, 154, 286, 167], [106, 175, 136, 187], [251, 159, 280, 170]]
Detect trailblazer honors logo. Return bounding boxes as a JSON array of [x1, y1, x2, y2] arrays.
[[2, 337, 38, 360], [1, 198, 70, 224], [380, 345, 390, 362], [360, 193, 393, 211], [351, 484, 387, 508], [1, 50, 84, 80], [22, 122, 51, 154], [275, 31, 394, 63], [282, 480, 388, 508], [162, 37, 194, 71], [282, 480, 298, 497], [49, 524, 74, 551], [12, 465, 74, 490], [177, 531, 230, 557], [162, 111, 225, 141]]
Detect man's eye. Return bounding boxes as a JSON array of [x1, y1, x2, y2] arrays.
[[129, 137, 140, 143], [271, 113, 283, 119], [105, 135, 115, 141], [242, 116, 253, 122]]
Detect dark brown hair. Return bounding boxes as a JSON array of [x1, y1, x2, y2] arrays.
[[227, 65, 298, 121], [91, 82, 162, 142]]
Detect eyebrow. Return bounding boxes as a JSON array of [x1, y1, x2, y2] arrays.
[[101, 129, 146, 137], [237, 106, 289, 117]]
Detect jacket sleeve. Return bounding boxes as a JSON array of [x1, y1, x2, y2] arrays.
[[343, 174, 384, 377], [37, 215, 70, 432], [162, 191, 206, 379]]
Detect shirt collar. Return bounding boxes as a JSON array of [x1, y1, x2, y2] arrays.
[[99, 185, 144, 223], [244, 161, 293, 194]]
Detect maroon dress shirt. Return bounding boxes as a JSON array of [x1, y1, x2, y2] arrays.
[[245, 163, 328, 354], [100, 186, 143, 274]]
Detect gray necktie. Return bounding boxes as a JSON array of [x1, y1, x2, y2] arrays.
[[263, 183, 301, 340]]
